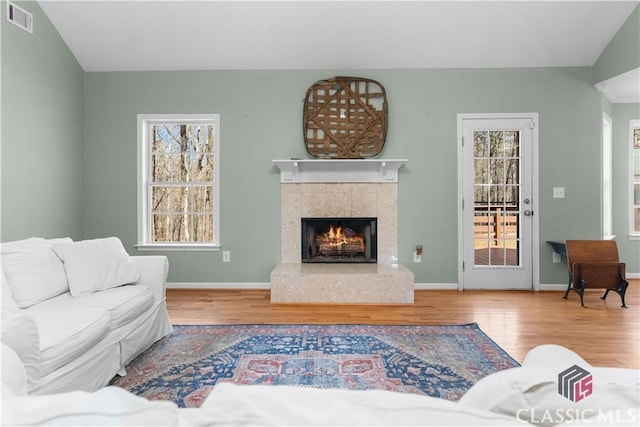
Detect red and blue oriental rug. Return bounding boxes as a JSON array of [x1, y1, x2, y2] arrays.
[[110, 323, 519, 408]]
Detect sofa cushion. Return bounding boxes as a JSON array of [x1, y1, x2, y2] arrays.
[[1, 272, 42, 389], [25, 307, 111, 377], [52, 237, 139, 297], [1, 269, 19, 311], [33, 285, 154, 330], [1, 238, 71, 308], [0, 308, 40, 390], [1, 343, 28, 396]]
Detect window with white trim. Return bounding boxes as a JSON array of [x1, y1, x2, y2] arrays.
[[631, 119, 640, 238], [137, 114, 220, 250]]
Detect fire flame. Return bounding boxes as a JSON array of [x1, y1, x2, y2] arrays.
[[326, 225, 347, 246], [316, 224, 365, 255]]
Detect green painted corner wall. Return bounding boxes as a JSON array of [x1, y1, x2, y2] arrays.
[[593, 4, 640, 83], [2, 2, 638, 286], [83, 67, 611, 284], [1, 1, 85, 241]]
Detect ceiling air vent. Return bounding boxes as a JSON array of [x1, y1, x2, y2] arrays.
[[6, 1, 33, 33]]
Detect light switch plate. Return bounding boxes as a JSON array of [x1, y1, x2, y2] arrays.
[[553, 187, 565, 198]]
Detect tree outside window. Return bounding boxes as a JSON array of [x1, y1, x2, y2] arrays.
[[138, 114, 220, 249]]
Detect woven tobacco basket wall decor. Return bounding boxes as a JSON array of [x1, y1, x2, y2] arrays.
[[303, 76, 388, 159]]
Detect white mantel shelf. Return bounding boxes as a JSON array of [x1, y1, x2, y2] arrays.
[[273, 159, 407, 183]]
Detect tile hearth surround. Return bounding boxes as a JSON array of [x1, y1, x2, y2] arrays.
[[271, 182, 414, 304]]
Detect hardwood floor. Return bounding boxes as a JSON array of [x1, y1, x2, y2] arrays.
[[166, 279, 639, 369]]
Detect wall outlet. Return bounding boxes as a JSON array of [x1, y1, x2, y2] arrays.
[[413, 251, 422, 263], [552, 252, 561, 263], [223, 251, 231, 262]]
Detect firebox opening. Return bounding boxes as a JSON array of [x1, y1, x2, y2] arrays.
[[301, 217, 377, 263]]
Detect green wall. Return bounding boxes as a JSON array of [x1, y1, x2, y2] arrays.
[[1, 1, 85, 241], [595, 3, 640, 274], [2, 1, 638, 286], [83, 68, 606, 284], [593, 5, 640, 84]]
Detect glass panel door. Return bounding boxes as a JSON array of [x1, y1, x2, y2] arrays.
[[459, 115, 536, 290], [473, 130, 521, 267]]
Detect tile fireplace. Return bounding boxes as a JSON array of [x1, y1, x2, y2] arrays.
[[271, 159, 413, 304]]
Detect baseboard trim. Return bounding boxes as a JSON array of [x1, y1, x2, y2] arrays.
[[414, 283, 459, 290], [167, 282, 460, 290], [167, 282, 270, 289], [167, 278, 638, 291], [539, 283, 569, 291]]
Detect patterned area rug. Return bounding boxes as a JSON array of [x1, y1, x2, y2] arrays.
[[110, 323, 519, 408]]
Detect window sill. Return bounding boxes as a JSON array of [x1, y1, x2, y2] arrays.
[[629, 234, 640, 241], [135, 244, 221, 252]]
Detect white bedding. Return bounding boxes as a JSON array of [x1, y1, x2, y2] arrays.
[[1, 383, 526, 426], [194, 382, 528, 426]]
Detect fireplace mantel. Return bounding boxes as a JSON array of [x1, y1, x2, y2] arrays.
[[273, 159, 407, 183]]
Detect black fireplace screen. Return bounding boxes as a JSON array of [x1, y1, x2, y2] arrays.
[[301, 217, 377, 263]]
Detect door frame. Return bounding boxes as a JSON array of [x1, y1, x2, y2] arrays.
[[456, 113, 540, 291]]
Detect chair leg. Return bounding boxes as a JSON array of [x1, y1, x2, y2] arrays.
[[577, 279, 586, 308], [577, 290, 586, 307], [563, 273, 573, 299], [616, 279, 629, 308], [601, 280, 629, 308]]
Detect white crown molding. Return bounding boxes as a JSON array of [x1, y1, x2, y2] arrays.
[[595, 68, 640, 104], [596, 82, 640, 104]]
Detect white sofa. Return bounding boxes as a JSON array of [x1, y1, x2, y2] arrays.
[[1, 236, 173, 395], [2, 344, 638, 426]]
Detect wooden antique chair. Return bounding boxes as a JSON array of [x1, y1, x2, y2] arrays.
[[564, 240, 629, 308]]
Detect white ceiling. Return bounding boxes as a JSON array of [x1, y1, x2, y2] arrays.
[[37, 0, 639, 100]]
